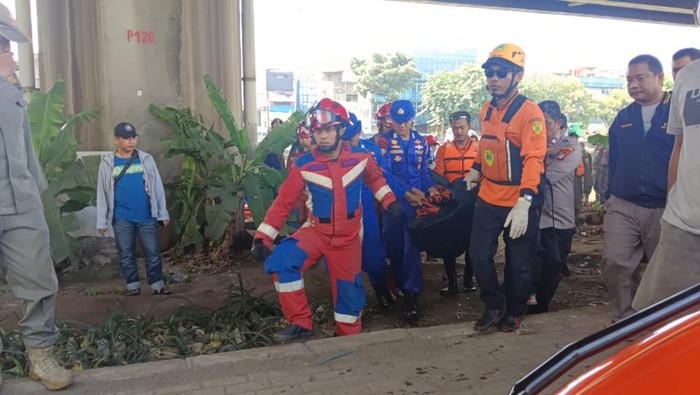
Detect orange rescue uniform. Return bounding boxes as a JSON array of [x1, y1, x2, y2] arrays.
[[475, 93, 547, 207], [434, 139, 480, 183]]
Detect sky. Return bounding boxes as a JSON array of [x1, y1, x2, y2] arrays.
[[3, 0, 699, 83], [254, 0, 700, 76]]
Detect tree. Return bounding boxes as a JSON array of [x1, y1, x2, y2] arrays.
[[421, 64, 490, 128], [350, 52, 421, 101], [519, 74, 598, 128], [663, 76, 674, 92], [592, 88, 632, 128]]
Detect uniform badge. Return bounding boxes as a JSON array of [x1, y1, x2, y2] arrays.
[[391, 139, 398, 145], [484, 150, 495, 167], [556, 145, 575, 160], [530, 118, 544, 135], [394, 155, 402, 162]]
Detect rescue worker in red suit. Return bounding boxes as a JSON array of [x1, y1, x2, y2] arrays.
[[464, 44, 547, 332], [286, 122, 315, 168], [343, 112, 395, 308], [373, 102, 393, 144], [286, 122, 315, 229], [378, 100, 438, 322], [252, 98, 404, 342], [433, 110, 480, 295]]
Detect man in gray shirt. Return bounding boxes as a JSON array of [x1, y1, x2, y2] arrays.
[[0, 4, 73, 390], [633, 55, 700, 310], [529, 101, 581, 314]]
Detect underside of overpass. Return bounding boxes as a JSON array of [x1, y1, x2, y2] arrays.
[[403, 0, 699, 26], [15, 0, 698, 158]]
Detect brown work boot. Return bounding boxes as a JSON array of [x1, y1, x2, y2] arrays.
[[27, 346, 73, 390]]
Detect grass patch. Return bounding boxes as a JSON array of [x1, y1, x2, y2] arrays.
[[0, 274, 284, 378]]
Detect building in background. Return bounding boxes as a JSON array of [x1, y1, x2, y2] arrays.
[[399, 48, 478, 131], [566, 67, 625, 96], [295, 69, 373, 135], [264, 69, 295, 127]]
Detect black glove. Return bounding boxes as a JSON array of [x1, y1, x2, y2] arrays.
[[388, 201, 405, 218], [251, 238, 272, 261]]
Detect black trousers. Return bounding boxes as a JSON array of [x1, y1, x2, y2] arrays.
[[532, 227, 576, 312], [443, 255, 474, 285], [469, 198, 539, 317]]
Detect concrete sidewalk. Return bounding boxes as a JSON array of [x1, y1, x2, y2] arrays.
[[3, 306, 612, 395]]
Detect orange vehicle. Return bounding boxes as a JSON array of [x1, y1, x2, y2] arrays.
[[511, 284, 700, 394]]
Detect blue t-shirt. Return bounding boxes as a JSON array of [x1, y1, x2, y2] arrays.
[[113, 156, 152, 222]]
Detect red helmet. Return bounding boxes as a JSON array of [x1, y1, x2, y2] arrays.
[[305, 98, 350, 131], [426, 135, 438, 146], [375, 102, 393, 129], [297, 121, 312, 139]]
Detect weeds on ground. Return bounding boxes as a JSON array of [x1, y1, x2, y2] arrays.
[[0, 274, 284, 378]]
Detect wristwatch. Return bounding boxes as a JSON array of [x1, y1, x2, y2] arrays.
[[520, 193, 533, 202]]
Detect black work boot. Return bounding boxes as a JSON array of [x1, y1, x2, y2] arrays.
[[439, 272, 460, 296], [272, 324, 313, 343], [375, 287, 395, 309], [463, 261, 477, 292], [403, 292, 418, 322], [498, 315, 521, 332], [440, 257, 460, 295], [474, 308, 504, 332]]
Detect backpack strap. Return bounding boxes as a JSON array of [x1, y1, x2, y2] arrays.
[[483, 94, 527, 124], [113, 150, 138, 186], [502, 94, 527, 124]]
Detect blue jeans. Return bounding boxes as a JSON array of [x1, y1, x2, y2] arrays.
[[113, 219, 164, 291]]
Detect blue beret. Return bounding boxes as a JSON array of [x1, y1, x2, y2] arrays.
[[390, 100, 415, 123]]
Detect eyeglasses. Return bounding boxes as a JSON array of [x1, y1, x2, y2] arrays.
[[449, 111, 471, 123], [484, 68, 512, 79]]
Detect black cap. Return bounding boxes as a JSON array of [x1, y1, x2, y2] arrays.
[[114, 122, 139, 138]]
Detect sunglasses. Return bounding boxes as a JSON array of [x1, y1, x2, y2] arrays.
[[449, 111, 471, 123], [484, 68, 513, 79]]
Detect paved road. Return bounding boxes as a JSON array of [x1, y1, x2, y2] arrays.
[[4, 306, 612, 395]]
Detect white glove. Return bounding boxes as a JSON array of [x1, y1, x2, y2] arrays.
[[504, 197, 531, 239], [463, 168, 480, 191]]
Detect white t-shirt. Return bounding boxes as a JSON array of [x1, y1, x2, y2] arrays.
[[662, 59, 700, 235], [641, 103, 659, 133]]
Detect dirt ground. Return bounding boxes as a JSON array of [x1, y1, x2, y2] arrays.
[[0, 209, 610, 338]]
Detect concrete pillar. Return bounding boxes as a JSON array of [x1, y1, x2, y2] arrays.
[[15, 0, 35, 90], [242, 0, 258, 151]]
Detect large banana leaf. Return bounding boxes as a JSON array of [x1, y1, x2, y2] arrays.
[[250, 112, 303, 167], [27, 81, 100, 270], [243, 168, 284, 228], [29, 80, 65, 161], [42, 183, 82, 268], [203, 74, 250, 155], [205, 177, 243, 240], [40, 155, 101, 268]]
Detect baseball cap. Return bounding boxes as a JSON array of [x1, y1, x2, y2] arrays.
[[114, 122, 139, 138], [0, 4, 30, 43]]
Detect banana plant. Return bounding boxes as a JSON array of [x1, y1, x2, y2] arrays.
[[202, 74, 301, 229], [28, 80, 101, 270], [151, 75, 301, 254]]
